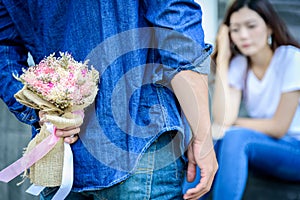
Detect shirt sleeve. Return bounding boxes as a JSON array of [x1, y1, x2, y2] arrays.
[[228, 55, 248, 90], [143, 0, 212, 83], [0, 0, 39, 127], [281, 46, 300, 93]]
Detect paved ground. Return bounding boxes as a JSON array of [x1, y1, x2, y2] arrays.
[[243, 170, 300, 200]]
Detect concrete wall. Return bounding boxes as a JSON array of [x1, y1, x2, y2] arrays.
[[0, 100, 38, 200], [270, 0, 300, 42]]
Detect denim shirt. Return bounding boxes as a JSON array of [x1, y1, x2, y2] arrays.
[[0, 0, 212, 191]]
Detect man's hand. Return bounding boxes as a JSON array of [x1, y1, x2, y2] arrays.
[[183, 139, 218, 200], [171, 70, 218, 199], [39, 110, 82, 144], [55, 126, 80, 144]]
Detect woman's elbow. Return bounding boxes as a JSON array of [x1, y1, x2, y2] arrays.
[[269, 126, 289, 139]]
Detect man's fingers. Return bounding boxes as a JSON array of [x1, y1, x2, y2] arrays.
[[38, 110, 82, 145], [38, 111, 46, 127], [183, 184, 211, 200], [56, 127, 80, 137], [57, 128, 80, 144], [64, 134, 79, 144], [187, 163, 197, 182], [183, 153, 218, 199], [183, 175, 211, 199], [60, 126, 81, 131]]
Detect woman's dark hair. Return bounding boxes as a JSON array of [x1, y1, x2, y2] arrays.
[[211, 0, 300, 73]]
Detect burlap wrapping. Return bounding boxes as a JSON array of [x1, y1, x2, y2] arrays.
[[14, 85, 97, 187]]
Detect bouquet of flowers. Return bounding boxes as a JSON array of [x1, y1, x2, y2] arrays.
[[13, 52, 99, 187]]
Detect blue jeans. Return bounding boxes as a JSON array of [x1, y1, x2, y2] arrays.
[[212, 127, 300, 200], [40, 132, 186, 200]]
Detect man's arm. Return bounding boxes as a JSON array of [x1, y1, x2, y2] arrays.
[[0, 0, 39, 127], [171, 70, 218, 199], [144, 1, 218, 198], [0, 1, 82, 143]]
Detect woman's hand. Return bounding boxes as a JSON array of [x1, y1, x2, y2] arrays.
[[38, 111, 81, 144], [216, 24, 232, 66]]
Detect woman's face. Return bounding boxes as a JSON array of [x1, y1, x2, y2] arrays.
[[229, 6, 271, 56]]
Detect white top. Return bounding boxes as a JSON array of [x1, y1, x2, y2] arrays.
[[228, 45, 300, 140]]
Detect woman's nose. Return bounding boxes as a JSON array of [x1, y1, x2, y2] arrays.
[[239, 27, 250, 39]]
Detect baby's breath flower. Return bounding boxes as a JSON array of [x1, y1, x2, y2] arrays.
[[17, 52, 99, 110]]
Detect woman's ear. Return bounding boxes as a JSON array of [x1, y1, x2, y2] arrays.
[[267, 27, 273, 46], [267, 27, 273, 36]]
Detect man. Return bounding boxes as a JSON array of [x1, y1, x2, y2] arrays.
[[0, 0, 217, 199]]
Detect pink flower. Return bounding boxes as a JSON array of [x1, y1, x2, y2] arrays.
[[18, 52, 99, 110], [81, 69, 87, 76], [47, 82, 54, 88]]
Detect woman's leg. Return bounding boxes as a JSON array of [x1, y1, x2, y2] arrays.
[[212, 127, 300, 200], [247, 134, 300, 181]]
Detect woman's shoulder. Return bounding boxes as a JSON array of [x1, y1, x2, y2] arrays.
[[273, 45, 300, 66], [272, 45, 300, 75], [275, 45, 300, 57]]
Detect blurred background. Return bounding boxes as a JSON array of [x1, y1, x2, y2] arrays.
[[0, 0, 299, 199]]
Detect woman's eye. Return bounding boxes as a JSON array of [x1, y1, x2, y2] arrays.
[[230, 28, 239, 33], [248, 24, 256, 29]]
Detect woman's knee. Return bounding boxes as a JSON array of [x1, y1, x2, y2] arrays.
[[224, 127, 251, 142], [220, 128, 256, 153]]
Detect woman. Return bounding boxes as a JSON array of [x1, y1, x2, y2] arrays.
[[211, 0, 300, 199]]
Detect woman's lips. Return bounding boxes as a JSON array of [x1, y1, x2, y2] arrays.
[[241, 44, 251, 48]]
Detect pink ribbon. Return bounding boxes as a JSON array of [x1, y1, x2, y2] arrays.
[[0, 131, 60, 183]]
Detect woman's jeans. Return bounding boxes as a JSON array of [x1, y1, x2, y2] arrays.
[[213, 127, 300, 200], [40, 132, 186, 200]]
